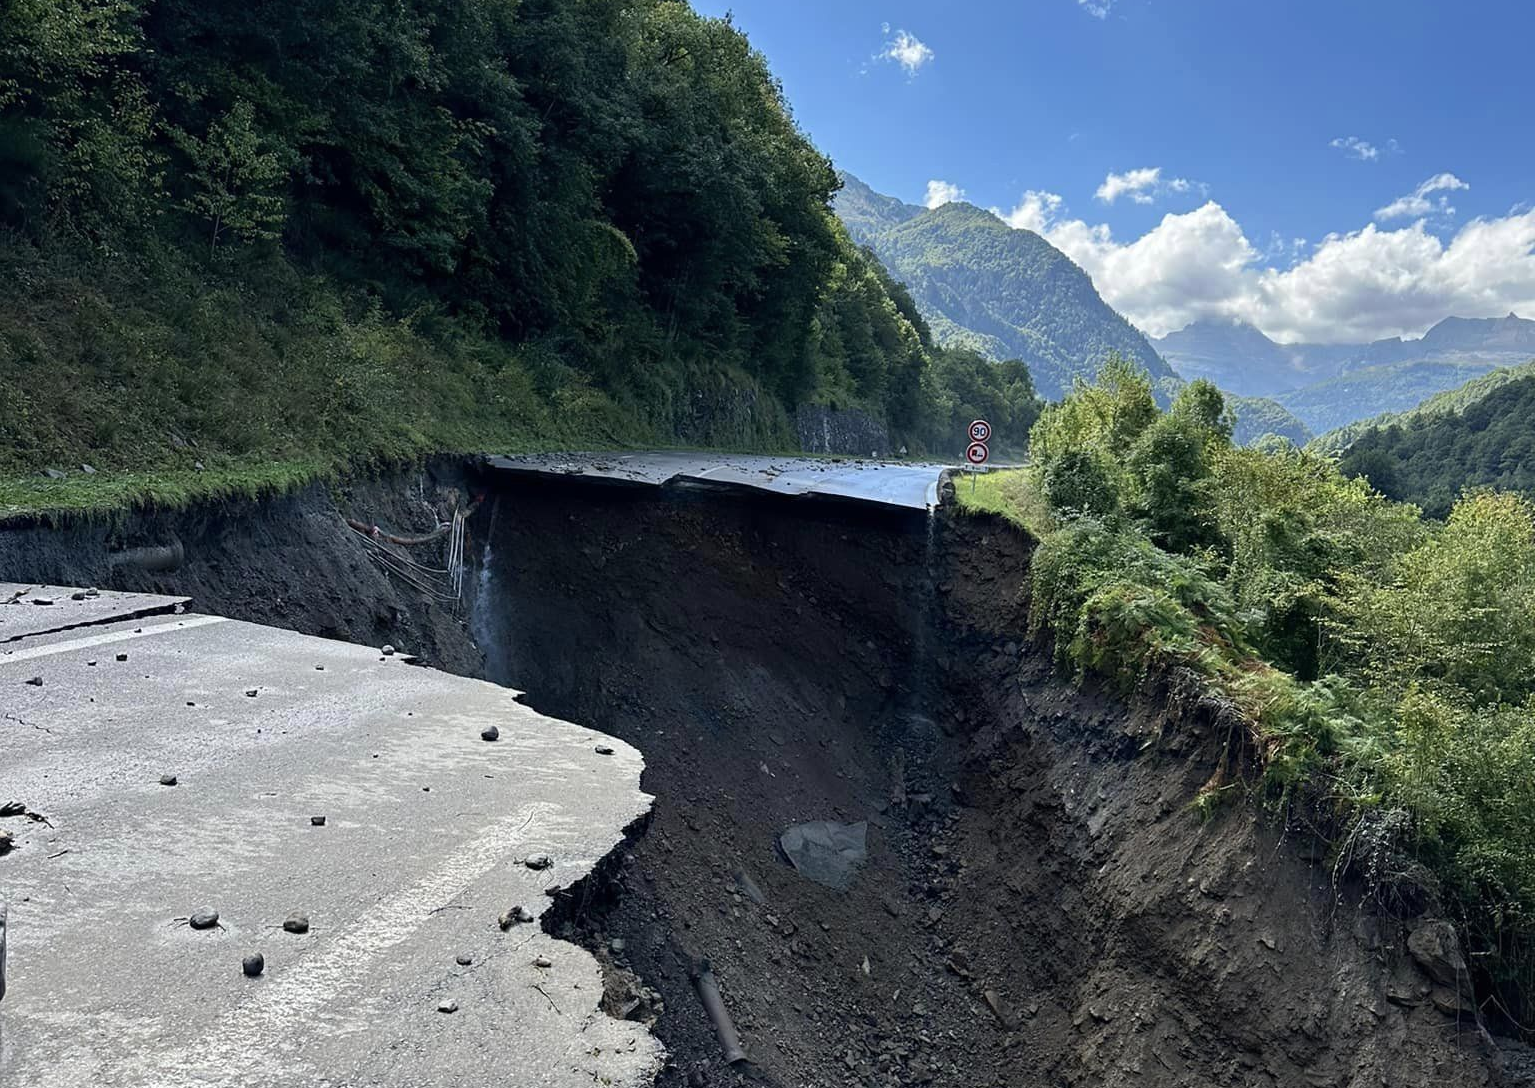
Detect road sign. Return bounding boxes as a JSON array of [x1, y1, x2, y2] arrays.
[[965, 441, 990, 466], [968, 419, 992, 443]]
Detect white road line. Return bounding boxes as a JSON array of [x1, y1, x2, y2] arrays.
[[0, 614, 227, 666]]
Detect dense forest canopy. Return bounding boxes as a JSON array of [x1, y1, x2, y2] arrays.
[[0, 0, 1037, 487], [1339, 374, 1535, 517]]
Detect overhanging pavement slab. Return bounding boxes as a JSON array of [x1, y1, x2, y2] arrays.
[[485, 452, 950, 511], [0, 593, 662, 1088]]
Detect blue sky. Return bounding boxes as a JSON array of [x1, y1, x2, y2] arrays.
[[692, 0, 1535, 344]]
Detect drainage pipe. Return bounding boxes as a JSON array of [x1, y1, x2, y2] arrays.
[[689, 956, 748, 1065]]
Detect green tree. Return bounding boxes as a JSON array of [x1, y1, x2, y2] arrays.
[[170, 100, 290, 249]]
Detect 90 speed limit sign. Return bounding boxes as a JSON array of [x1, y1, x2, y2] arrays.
[[965, 441, 990, 466], [968, 419, 992, 443]]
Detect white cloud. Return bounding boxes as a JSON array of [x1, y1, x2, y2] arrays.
[[1374, 172, 1470, 222], [990, 183, 1535, 343], [1331, 136, 1380, 161], [878, 27, 934, 76], [924, 180, 965, 209], [1095, 166, 1194, 205], [1330, 135, 1403, 162], [1078, 0, 1115, 17]]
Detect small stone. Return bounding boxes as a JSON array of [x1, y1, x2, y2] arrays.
[[481, 726, 500, 742], [310, 815, 326, 827], [532, 955, 552, 969], [71, 592, 86, 601], [86, 588, 100, 598], [24, 676, 42, 687], [242, 953, 265, 977], [44, 468, 66, 480], [437, 999, 458, 1014], [456, 953, 473, 966], [498, 906, 536, 930], [594, 745, 615, 756], [610, 938, 626, 954], [524, 854, 552, 871], [283, 913, 310, 935], [245, 689, 259, 698], [81, 464, 96, 475], [86, 660, 97, 667], [0, 830, 14, 855], [159, 775, 178, 787], [381, 645, 396, 657], [193, 461, 205, 471], [189, 910, 220, 930], [115, 653, 128, 662]]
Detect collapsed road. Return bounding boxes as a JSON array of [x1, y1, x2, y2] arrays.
[[1, 457, 1528, 1087], [0, 584, 662, 1087]]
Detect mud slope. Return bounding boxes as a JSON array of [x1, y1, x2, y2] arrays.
[[471, 477, 1523, 1088]]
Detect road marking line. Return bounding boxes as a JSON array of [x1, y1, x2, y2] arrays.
[[0, 614, 227, 666]]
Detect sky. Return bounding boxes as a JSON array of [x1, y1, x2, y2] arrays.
[[691, 0, 1535, 344]]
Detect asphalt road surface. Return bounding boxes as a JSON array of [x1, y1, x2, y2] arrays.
[[0, 584, 662, 1088], [486, 452, 952, 510]]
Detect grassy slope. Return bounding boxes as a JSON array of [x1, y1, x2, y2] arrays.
[[0, 243, 738, 522]]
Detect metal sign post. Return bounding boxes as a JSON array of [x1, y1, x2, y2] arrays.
[[965, 435, 990, 491]]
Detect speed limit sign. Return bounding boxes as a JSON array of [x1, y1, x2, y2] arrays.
[[968, 419, 992, 443], [965, 441, 990, 466]]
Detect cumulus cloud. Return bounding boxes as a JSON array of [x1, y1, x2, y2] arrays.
[[991, 183, 1535, 342], [1095, 167, 1193, 205], [1375, 173, 1470, 222], [924, 180, 965, 209], [877, 26, 934, 76]]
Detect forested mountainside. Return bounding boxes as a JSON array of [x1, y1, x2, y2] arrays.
[[1274, 358, 1512, 433], [1158, 314, 1535, 415], [1310, 359, 1535, 455], [1339, 373, 1535, 517], [835, 173, 1174, 400], [0, 0, 1038, 513]]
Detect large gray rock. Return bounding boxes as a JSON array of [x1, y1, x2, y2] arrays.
[[1407, 920, 1468, 987]]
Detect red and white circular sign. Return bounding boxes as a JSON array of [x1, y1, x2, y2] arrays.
[[968, 419, 993, 443], [965, 441, 990, 466]]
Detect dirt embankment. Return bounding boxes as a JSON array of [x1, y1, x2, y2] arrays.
[[3, 467, 1528, 1087], [471, 476, 1528, 1088], [0, 466, 483, 676]]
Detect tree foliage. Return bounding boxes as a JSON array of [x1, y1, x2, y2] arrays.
[[0, 0, 1033, 458]]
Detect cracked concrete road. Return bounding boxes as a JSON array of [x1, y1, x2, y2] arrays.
[[0, 584, 662, 1088]]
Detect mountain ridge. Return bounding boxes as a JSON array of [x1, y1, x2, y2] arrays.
[[835, 173, 1175, 400]]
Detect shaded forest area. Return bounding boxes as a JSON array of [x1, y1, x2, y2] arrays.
[[1340, 376, 1535, 517], [0, 0, 1037, 497]]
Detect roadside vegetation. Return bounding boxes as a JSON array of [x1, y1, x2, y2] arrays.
[[0, 0, 1039, 519], [960, 358, 1535, 1032]]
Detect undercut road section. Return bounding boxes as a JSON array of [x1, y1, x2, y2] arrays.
[[0, 583, 662, 1088], [485, 452, 951, 510]]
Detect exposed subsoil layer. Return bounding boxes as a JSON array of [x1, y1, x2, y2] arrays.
[[471, 476, 1525, 1088]]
